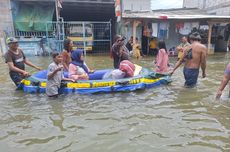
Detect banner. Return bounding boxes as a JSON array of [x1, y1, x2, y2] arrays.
[[115, 0, 121, 22]]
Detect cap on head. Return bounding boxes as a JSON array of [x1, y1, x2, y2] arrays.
[[6, 37, 18, 45]]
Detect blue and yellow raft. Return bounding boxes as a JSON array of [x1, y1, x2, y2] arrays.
[[17, 67, 171, 94]]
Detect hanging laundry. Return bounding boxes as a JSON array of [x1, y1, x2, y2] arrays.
[[200, 25, 209, 30], [176, 22, 184, 33], [159, 30, 168, 39], [179, 22, 192, 35], [143, 25, 151, 37], [191, 22, 199, 29], [176, 23, 184, 30], [159, 22, 169, 39], [152, 23, 158, 37], [159, 22, 168, 30]]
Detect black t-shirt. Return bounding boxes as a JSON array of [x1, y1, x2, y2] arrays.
[[5, 49, 26, 73]]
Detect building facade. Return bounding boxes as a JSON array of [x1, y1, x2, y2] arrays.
[[122, 0, 151, 12], [119, 0, 230, 54], [183, 0, 230, 15], [0, 0, 115, 55], [0, 0, 14, 53], [0, 0, 14, 36]]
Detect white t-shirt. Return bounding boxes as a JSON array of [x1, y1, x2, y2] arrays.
[[46, 62, 63, 96]]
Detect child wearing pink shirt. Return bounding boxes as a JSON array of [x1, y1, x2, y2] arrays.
[[155, 40, 169, 73]]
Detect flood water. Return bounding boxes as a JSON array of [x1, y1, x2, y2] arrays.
[[0, 53, 229, 152]]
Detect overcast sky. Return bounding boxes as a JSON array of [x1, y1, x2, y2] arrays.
[[151, 0, 183, 10]]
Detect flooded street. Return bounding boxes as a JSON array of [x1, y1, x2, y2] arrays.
[[0, 54, 229, 152]]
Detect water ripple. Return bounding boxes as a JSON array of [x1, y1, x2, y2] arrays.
[[0, 55, 230, 151]]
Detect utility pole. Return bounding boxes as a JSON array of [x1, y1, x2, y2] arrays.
[[55, 0, 61, 51], [55, 0, 59, 21]]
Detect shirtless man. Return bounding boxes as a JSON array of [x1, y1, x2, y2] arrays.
[[171, 32, 207, 88]]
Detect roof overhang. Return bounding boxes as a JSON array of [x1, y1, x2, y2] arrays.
[[122, 8, 230, 21], [123, 13, 230, 20]]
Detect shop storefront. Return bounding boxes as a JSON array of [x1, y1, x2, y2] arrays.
[[117, 8, 230, 54]]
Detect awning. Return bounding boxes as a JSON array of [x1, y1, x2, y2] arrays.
[[122, 8, 230, 20]]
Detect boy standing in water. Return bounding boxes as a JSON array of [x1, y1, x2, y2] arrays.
[[46, 52, 74, 97]]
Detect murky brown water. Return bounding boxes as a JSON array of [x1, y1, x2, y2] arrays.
[[0, 53, 229, 152]]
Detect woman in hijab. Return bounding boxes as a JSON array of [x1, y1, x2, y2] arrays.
[[68, 49, 92, 81]]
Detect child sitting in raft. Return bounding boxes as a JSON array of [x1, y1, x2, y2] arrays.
[[68, 50, 94, 81], [46, 52, 74, 97]]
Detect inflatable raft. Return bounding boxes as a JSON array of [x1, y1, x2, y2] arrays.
[[17, 67, 171, 94]]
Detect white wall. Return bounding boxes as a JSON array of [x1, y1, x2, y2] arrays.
[[0, 0, 14, 54], [122, 0, 151, 12], [205, 0, 230, 15], [183, 0, 230, 15], [0, 0, 14, 36], [183, 0, 199, 8], [207, 6, 230, 15]]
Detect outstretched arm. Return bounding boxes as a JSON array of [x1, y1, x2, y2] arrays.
[[170, 60, 183, 75], [84, 62, 94, 73], [24, 59, 41, 70], [62, 77, 75, 82], [170, 46, 191, 75], [216, 74, 230, 99]]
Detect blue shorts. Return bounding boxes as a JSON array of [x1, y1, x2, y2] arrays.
[[9, 72, 24, 86], [183, 67, 199, 88]]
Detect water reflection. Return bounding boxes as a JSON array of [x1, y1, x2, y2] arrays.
[[0, 54, 229, 151]]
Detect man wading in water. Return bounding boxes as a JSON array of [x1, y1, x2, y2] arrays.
[[170, 32, 207, 88], [4, 37, 41, 86]]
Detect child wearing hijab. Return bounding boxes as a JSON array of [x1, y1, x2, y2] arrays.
[[68, 49, 92, 81]]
